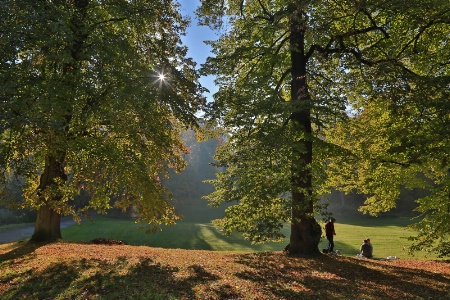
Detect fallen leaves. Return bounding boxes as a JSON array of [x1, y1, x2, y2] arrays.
[[0, 242, 449, 299]]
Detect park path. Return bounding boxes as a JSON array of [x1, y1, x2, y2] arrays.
[[0, 218, 77, 244]]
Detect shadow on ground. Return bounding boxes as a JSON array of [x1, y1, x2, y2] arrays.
[[1, 242, 449, 300]]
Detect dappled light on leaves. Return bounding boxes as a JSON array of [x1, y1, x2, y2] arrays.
[[0, 0, 206, 241], [198, 0, 450, 257]]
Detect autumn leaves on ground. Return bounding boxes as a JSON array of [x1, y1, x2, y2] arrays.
[[1, 242, 449, 300]]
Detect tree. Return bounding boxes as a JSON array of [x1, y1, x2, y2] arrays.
[[326, 60, 450, 256], [0, 0, 205, 242], [197, 0, 449, 255]]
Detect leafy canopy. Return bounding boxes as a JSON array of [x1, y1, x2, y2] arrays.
[[0, 0, 206, 229], [198, 0, 450, 255]]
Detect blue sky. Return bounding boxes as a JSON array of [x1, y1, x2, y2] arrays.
[[178, 0, 218, 100]]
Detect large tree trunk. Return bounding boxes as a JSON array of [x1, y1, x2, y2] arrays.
[[32, 204, 62, 242], [31, 154, 67, 242], [287, 7, 321, 255], [30, 0, 88, 243]]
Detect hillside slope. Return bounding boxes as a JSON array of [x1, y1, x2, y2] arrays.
[[1, 242, 449, 299]]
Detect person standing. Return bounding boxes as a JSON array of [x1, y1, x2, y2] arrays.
[[325, 217, 336, 253]]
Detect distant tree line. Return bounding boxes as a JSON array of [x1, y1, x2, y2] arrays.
[[323, 188, 425, 219]]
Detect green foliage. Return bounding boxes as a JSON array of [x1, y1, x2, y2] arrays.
[[0, 1, 205, 230], [198, 0, 450, 256], [323, 2, 450, 256], [205, 134, 294, 243]]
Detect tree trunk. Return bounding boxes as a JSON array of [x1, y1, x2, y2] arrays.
[[31, 154, 66, 242], [287, 6, 321, 255], [31, 0, 87, 243], [32, 204, 62, 242]]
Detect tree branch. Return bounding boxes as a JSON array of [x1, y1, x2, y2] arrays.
[[255, 0, 275, 23], [305, 5, 390, 65], [90, 17, 128, 29], [275, 68, 291, 96], [306, 23, 390, 66]]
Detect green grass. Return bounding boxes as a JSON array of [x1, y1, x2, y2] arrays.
[[61, 215, 436, 259], [320, 216, 423, 259], [62, 216, 288, 252]]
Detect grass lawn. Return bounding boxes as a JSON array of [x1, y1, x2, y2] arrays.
[[62, 215, 434, 259], [62, 217, 288, 252], [327, 216, 422, 259]]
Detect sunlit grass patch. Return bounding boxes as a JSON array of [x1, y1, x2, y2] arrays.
[[60, 215, 438, 258]]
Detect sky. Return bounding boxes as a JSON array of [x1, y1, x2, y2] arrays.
[[178, 0, 218, 101]]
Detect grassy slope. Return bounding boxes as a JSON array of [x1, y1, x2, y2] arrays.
[[61, 215, 432, 259], [61, 217, 287, 252], [0, 242, 449, 300]]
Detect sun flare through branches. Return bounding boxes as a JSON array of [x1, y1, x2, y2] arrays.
[[153, 71, 170, 89]]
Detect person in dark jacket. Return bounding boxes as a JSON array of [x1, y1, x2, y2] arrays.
[[360, 239, 373, 258], [367, 238, 373, 256], [325, 217, 336, 253]]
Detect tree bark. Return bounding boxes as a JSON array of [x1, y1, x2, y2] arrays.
[[32, 204, 62, 242], [287, 6, 321, 255], [31, 154, 66, 242]]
